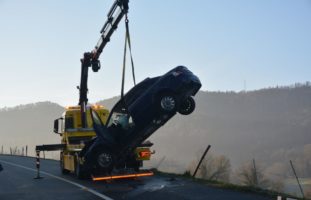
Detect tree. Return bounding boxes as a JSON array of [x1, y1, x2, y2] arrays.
[[236, 160, 269, 188], [189, 153, 231, 182]]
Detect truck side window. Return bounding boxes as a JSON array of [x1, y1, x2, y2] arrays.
[[65, 117, 74, 130]]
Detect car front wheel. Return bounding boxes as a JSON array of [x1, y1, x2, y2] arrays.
[[159, 93, 177, 113], [178, 96, 196, 115]]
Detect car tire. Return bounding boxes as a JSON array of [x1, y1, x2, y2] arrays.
[[178, 96, 196, 115], [158, 93, 177, 113]]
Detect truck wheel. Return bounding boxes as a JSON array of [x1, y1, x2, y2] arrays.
[[133, 161, 141, 172], [178, 96, 195, 115], [60, 155, 70, 174], [75, 157, 86, 179], [96, 150, 114, 174], [158, 93, 177, 113], [126, 157, 141, 172]]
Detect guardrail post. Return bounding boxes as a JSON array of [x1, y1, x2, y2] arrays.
[[34, 150, 43, 179]]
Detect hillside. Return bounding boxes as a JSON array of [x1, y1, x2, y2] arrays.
[[0, 102, 63, 157], [148, 86, 311, 173], [0, 85, 310, 177], [99, 85, 311, 177]]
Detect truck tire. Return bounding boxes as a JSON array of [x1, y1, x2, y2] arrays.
[[126, 157, 141, 172], [96, 149, 114, 174], [133, 160, 141, 172], [60, 154, 70, 174], [74, 157, 86, 179]]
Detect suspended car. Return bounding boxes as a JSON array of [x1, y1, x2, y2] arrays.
[[80, 66, 202, 175]]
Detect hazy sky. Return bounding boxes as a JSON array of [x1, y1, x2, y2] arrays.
[[0, 0, 310, 107]]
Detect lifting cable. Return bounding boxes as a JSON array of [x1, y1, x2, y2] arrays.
[[121, 14, 136, 99]]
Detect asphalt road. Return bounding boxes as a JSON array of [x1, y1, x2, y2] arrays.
[[0, 155, 274, 200]]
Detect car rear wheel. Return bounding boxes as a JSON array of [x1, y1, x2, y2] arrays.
[[178, 96, 195, 115], [159, 93, 177, 113]]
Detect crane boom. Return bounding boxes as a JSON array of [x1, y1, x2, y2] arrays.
[[79, 0, 129, 128]]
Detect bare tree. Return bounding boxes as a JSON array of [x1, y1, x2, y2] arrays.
[[189, 153, 231, 182], [206, 155, 231, 181], [236, 160, 269, 188]]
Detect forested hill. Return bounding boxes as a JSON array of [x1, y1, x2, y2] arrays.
[[0, 102, 63, 155], [98, 84, 311, 172], [1, 84, 310, 173]]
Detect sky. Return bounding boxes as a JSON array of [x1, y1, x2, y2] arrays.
[[0, 0, 310, 108]]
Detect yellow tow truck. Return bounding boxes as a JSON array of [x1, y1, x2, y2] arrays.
[[36, 0, 154, 180]]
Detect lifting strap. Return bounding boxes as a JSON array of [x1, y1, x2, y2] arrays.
[[121, 14, 136, 99]]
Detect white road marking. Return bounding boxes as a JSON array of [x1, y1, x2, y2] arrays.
[[0, 159, 114, 200]]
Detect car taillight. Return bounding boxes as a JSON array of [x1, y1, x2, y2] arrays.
[[139, 151, 151, 158]]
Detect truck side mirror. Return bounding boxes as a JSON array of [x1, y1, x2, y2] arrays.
[[54, 118, 64, 134], [54, 119, 59, 133]]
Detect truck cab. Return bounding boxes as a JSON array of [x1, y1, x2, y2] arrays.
[[54, 105, 109, 174], [54, 104, 153, 179]]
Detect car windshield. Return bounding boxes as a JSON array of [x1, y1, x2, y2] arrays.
[[108, 112, 135, 131], [107, 100, 135, 133]]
